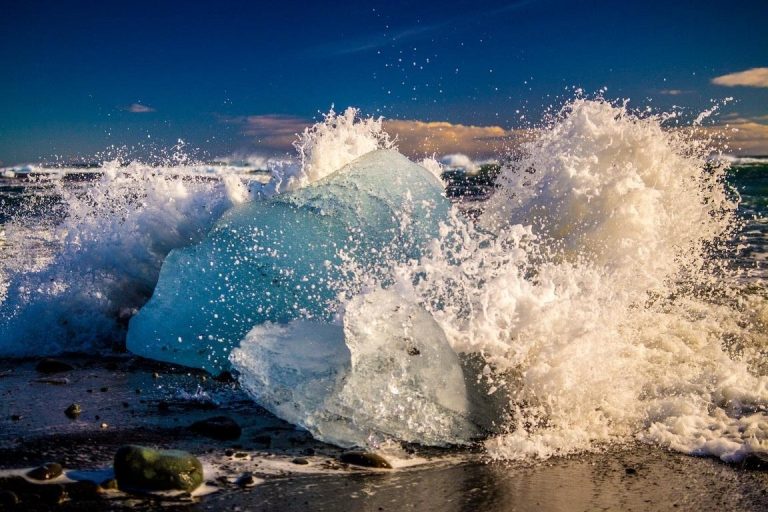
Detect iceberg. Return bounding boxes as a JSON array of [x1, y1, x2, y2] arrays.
[[126, 150, 451, 374], [230, 289, 479, 447]]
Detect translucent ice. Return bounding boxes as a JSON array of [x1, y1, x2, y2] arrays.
[[230, 288, 478, 447], [126, 150, 450, 373]]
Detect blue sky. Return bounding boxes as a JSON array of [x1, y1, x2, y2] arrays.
[[1, 0, 767, 164]]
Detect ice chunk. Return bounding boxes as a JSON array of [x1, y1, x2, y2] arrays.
[[126, 150, 449, 373], [230, 289, 478, 447]]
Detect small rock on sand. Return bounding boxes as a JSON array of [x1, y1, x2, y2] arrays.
[[114, 445, 203, 492], [340, 451, 392, 469]]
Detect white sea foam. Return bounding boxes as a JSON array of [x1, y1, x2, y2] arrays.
[[379, 98, 768, 462]]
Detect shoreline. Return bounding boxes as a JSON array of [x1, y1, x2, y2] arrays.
[[1, 355, 767, 511]]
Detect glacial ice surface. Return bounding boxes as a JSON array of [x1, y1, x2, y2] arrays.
[[126, 150, 450, 373], [230, 289, 479, 447]]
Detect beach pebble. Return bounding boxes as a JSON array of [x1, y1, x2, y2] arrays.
[[64, 403, 81, 419], [292, 457, 309, 465], [35, 358, 74, 374], [339, 451, 392, 469], [235, 472, 257, 487], [189, 415, 242, 440], [27, 462, 63, 481], [113, 445, 203, 492]]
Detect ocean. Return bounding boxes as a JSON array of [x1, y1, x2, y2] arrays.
[[1, 100, 767, 467]]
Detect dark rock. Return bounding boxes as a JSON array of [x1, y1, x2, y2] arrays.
[[10, 414, 21, 421], [64, 403, 81, 419], [0, 490, 19, 505], [0, 476, 66, 505], [292, 457, 309, 465], [35, 358, 74, 374], [233, 452, 248, 459], [100, 387, 109, 392], [303, 447, 315, 456], [189, 416, 241, 441], [625, 467, 637, 475], [27, 462, 63, 481], [741, 451, 768, 470], [113, 445, 203, 492], [340, 451, 392, 469], [235, 472, 257, 487], [224, 449, 235, 457]]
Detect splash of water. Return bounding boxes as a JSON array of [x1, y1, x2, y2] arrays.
[[356, 98, 768, 461]]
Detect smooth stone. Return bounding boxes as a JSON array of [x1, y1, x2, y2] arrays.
[[114, 445, 203, 492], [189, 416, 241, 441], [235, 472, 256, 487], [27, 462, 63, 481], [339, 451, 392, 469], [64, 403, 81, 419], [291, 457, 309, 465], [35, 358, 74, 374]]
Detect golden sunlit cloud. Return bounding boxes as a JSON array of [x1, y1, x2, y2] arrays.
[[716, 119, 768, 155], [711, 67, 768, 88], [384, 119, 526, 158]]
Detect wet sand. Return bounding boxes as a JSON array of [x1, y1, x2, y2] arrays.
[[0, 356, 766, 511]]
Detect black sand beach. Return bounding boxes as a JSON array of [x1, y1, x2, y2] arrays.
[[1, 356, 766, 511]]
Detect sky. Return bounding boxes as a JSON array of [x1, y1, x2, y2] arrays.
[[1, 0, 767, 165]]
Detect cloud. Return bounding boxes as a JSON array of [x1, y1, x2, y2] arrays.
[[717, 119, 768, 155], [222, 112, 525, 158], [659, 89, 691, 96], [384, 119, 527, 158], [711, 68, 768, 88], [315, 24, 442, 57], [123, 103, 156, 113], [221, 114, 309, 151], [694, 116, 768, 155]]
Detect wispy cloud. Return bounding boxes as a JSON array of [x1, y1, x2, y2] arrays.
[[711, 68, 768, 88], [313, 1, 542, 57], [658, 89, 692, 96], [313, 23, 442, 57], [220, 113, 309, 151], [123, 103, 156, 113]]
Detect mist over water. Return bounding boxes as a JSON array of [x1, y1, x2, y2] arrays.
[[1, 99, 767, 462]]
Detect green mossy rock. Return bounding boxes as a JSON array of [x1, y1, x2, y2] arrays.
[[113, 445, 203, 492]]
